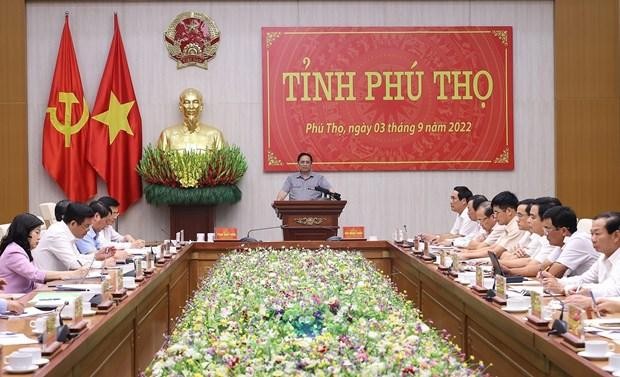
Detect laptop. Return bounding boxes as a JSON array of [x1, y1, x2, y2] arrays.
[[487, 251, 524, 284]]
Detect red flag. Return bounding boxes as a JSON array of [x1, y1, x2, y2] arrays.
[[88, 14, 142, 213], [43, 14, 97, 202]]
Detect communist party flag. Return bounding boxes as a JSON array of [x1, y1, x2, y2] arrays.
[[43, 14, 96, 201], [88, 14, 142, 213]]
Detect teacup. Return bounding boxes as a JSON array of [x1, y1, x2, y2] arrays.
[[29, 317, 47, 333], [17, 347, 41, 362], [584, 340, 614, 356], [483, 277, 495, 289], [368, 235, 378, 241], [196, 233, 205, 242], [506, 296, 530, 310], [608, 353, 620, 371], [207, 233, 215, 243], [6, 351, 33, 370], [457, 271, 476, 284]]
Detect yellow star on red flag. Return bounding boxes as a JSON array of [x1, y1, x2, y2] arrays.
[[92, 92, 134, 144]]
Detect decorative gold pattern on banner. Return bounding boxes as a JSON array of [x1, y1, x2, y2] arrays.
[[493, 30, 508, 46], [265, 32, 281, 48], [493, 148, 510, 163], [267, 150, 283, 166], [164, 11, 221, 69], [295, 217, 326, 226]]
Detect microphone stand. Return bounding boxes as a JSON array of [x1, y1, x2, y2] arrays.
[[240, 226, 283, 243]]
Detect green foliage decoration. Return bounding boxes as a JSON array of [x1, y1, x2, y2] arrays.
[[137, 145, 247, 205]]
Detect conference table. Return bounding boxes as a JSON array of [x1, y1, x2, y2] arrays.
[[0, 240, 613, 376]]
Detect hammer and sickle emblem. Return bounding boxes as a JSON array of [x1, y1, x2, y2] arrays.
[[46, 92, 89, 148]]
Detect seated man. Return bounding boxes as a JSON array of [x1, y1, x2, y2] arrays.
[[157, 88, 226, 152], [540, 206, 598, 278], [543, 211, 620, 296], [498, 198, 534, 260], [450, 194, 488, 247], [34, 203, 116, 271], [54, 199, 70, 222], [276, 152, 333, 201], [422, 186, 480, 243], [500, 196, 562, 276], [460, 191, 524, 259], [76, 201, 129, 261], [465, 201, 506, 250], [98, 196, 144, 249]]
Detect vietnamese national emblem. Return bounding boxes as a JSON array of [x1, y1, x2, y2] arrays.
[[164, 11, 220, 69]]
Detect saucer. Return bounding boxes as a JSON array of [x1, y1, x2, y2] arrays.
[[589, 319, 620, 331], [603, 365, 619, 373], [4, 365, 38, 374], [613, 369, 620, 377], [502, 306, 529, 313], [577, 350, 613, 360], [34, 358, 49, 366]]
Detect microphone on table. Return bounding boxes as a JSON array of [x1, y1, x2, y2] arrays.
[[56, 301, 70, 342], [240, 226, 283, 243], [548, 300, 567, 336], [312, 186, 342, 201]]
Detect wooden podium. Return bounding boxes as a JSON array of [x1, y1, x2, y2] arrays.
[[272, 200, 347, 241]]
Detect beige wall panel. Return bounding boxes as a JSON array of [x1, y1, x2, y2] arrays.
[[555, 0, 619, 98], [26, 1, 554, 241], [0, 0, 27, 222], [556, 99, 620, 217], [0, 103, 28, 223], [0, 0, 26, 103], [555, 0, 620, 216]]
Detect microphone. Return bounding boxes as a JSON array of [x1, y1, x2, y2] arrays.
[[548, 301, 567, 335], [240, 226, 282, 243], [313, 186, 342, 200]]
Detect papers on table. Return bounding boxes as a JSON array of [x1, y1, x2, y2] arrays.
[[0, 332, 38, 346], [55, 284, 102, 293], [29, 291, 84, 308]]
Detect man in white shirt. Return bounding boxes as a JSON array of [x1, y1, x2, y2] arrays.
[[460, 191, 525, 259], [450, 194, 487, 248], [422, 186, 479, 243], [498, 198, 534, 260], [98, 196, 144, 249], [544, 211, 620, 299], [540, 206, 598, 278], [34, 203, 116, 271], [500, 197, 562, 276]]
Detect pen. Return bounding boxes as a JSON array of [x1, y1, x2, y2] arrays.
[[77, 259, 83, 267]]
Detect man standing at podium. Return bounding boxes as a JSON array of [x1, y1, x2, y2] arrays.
[[276, 152, 333, 200]]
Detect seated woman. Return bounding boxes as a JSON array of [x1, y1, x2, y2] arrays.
[[0, 213, 85, 293]]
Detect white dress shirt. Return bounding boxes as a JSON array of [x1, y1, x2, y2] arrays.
[[494, 217, 525, 251], [33, 221, 94, 271], [483, 223, 507, 246], [555, 231, 599, 277], [100, 225, 130, 249], [450, 208, 480, 237], [562, 248, 620, 298], [533, 236, 561, 263]]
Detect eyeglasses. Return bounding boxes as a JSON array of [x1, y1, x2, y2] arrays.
[[493, 208, 506, 215]]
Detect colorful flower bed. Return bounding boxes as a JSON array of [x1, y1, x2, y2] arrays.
[[146, 247, 484, 376]]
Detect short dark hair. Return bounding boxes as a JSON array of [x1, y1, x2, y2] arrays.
[[518, 198, 535, 214], [98, 196, 120, 209], [297, 152, 313, 163], [541, 205, 577, 234], [54, 199, 71, 222], [593, 212, 620, 234], [63, 203, 95, 225], [532, 196, 562, 220], [491, 191, 519, 210], [480, 201, 493, 218], [0, 213, 43, 261], [453, 186, 473, 202], [89, 201, 111, 218], [471, 194, 488, 211]]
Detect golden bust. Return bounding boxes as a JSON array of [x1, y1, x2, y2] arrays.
[[157, 88, 226, 151]]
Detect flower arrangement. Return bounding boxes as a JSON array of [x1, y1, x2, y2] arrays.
[[146, 247, 485, 376], [136, 145, 247, 205]]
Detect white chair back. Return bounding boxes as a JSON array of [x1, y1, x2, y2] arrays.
[[577, 218, 593, 234], [0, 223, 10, 239], [39, 202, 57, 229]]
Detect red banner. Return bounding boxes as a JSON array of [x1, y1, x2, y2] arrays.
[[262, 27, 513, 171]]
